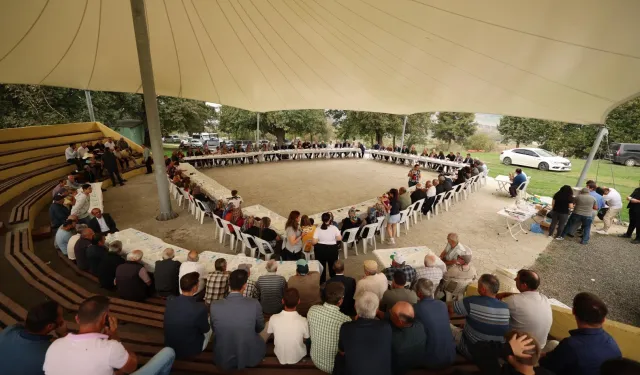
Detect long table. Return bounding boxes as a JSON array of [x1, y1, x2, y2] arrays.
[[368, 150, 467, 169], [106, 228, 322, 281], [373, 246, 447, 273], [183, 148, 361, 163]]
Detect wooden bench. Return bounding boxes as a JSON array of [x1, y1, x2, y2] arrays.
[[9, 180, 59, 225], [0, 163, 74, 195], [4, 229, 165, 328]]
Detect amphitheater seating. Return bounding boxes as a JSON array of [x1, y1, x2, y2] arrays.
[[8, 180, 59, 225]]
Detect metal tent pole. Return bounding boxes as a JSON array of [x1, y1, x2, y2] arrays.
[[84, 90, 96, 122], [256, 113, 260, 146], [400, 115, 407, 150], [577, 126, 608, 187], [130, 0, 177, 221]]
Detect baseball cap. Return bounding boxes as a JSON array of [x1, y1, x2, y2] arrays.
[[296, 259, 309, 275], [392, 254, 406, 264]]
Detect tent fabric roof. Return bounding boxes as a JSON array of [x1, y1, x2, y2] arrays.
[[1, 0, 639, 124]]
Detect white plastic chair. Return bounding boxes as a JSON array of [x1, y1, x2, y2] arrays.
[[341, 227, 360, 258], [452, 184, 464, 203], [193, 199, 211, 224], [360, 223, 377, 253], [517, 177, 531, 199], [253, 237, 275, 261], [375, 216, 386, 242], [432, 193, 445, 216], [229, 224, 242, 252], [238, 232, 259, 257], [213, 216, 234, 246], [412, 199, 425, 224], [443, 191, 455, 211], [397, 207, 412, 237]]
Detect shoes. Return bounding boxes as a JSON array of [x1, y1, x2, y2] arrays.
[[566, 234, 575, 238], [119, 183, 125, 186], [631, 240, 640, 244], [594, 230, 608, 235], [618, 234, 631, 238], [555, 237, 564, 241]]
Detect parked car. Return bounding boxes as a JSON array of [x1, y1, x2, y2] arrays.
[[180, 138, 203, 148], [205, 138, 220, 148], [500, 148, 571, 171], [163, 135, 181, 144], [607, 143, 640, 167]]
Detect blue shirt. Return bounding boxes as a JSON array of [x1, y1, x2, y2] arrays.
[[589, 191, 605, 210], [539, 327, 621, 375], [0, 325, 52, 375], [413, 298, 456, 368], [511, 173, 526, 189], [453, 295, 510, 358], [55, 228, 73, 255]]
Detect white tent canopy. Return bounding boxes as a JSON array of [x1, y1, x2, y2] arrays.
[[1, 0, 639, 124]]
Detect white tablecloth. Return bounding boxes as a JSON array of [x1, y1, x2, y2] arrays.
[[183, 148, 361, 162], [497, 203, 538, 223], [373, 246, 446, 270], [180, 163, 232, 200], [368, 150, 467, 169], [106, 228, 322, 281]]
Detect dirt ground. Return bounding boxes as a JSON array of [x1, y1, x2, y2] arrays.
[[106, 159, 551, 281]]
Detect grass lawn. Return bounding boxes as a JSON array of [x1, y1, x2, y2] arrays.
[[474, 152, 640, 221]]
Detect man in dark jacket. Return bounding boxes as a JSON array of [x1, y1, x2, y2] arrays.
[[155, 248, 182, 297], [115, 250, 152, 301], [101, 148, 125, 187], [86, 233, 108, 275], [324, 260, 356, 316], [410, 183, 427, 204], [164, 272, 211, 359], [97, 240, 126, 289], [88, 208, 119, 235], [49, 194, 70, 231], [74, 228, 95, 271]]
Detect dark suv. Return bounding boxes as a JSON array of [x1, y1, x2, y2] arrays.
[[608, 143, 640, 167]]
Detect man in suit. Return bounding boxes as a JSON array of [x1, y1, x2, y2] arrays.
[[210, 269, 265, 371], [101, 148, 125, 187], [324, 260, 356, 316], [88, 208, 118, 235]]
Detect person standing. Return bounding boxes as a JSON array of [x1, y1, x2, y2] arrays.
[[386, 188, 401, 245], [595, 186, 623, 235], [620, 181, 640, 243], [283, 210, 303, 261], [407, 164, 421, 187], [312, 212, 342, 284], [548, 185, 574, 239], [102, 148, 125, 187], [142, 144, 153, 174], [70, 184, 92, 225], [559, 188, 597, 244]]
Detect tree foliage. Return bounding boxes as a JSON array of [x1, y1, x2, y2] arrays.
[[464, 133, 495, 152], [431, 112, 477, 147]]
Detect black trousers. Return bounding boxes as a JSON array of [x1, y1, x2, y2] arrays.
[[145, 158, 153, 173], [281, 249, 302, 261], [107, 168, 124, 186], [314, 243, 339, 284], [626, 211, 640, 240]]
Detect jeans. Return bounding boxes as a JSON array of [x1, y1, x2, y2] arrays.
[[548, 211, 568, 238], [562, 214, 593, 244], [132, 347, 175, 375]]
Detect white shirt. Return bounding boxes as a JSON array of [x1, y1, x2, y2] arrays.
[[104, 141, 115, 150], [179, 261, 206, 293], [228, 196, 243, 209], [503, 291, 553, 347], [71, 193, 91, 219], [67, 233, 80, 260], [65, 147, 77, 160], [77, 146, 87, 158], [355, 273, 388, 301], [426, 186, 437, 198], [43, 332, 129, 375], [96, 216, 110, 232], [603, 188, 623, 209], [313, 225, 341, 245], [443, 242, 470, 262], [267, 310, 310, 364]]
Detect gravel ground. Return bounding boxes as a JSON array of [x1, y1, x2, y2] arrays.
[[533, 232, 640, 326]]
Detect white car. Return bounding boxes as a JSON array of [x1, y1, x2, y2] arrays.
[[500, 148, 571, 171]]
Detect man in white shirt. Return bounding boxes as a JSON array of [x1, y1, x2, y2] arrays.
[[65, 143, 83, 171], [267, 288, 310, 364], [179, 250, 207, 300], [66, 223, 88, 261], [103, 137, 115, 151], [43, 295, 175, 375], [595, 186, 623, 234], [70, 184, 92, 224], [415, 254, 444, 288], [77, 142, 88, 159], [439, 254, 477, 300], [497, 269, 552, 349], [426, 181, 437, 198], [354, 260, 388, 300], [228, 189, 243, 209], [439, 233, 470, 268]]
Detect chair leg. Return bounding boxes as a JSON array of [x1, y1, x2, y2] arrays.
[[343, 243, 348, 259]]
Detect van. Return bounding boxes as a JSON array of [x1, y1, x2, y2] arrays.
[[607, 143, 640, 166]]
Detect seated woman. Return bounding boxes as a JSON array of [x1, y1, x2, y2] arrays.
[[213, 199, 226, 218], [341, 207, 363, 238], [421, 147, 429, 157], [244, 217, 281, 250], [192, 186, 214, 211], [224, 207, 245, 234], [300, 215, 316, 254]]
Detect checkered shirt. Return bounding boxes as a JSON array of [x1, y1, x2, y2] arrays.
[[204, 271, 229, 304], [242, 279, 259, 299], [415, 266, 443, 288], [383, 264, 417, 285], [307, 303, 351, 373]]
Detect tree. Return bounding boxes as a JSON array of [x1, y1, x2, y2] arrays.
[[464, 133, 495, 151], [432, 112, 477, 148], [157, 97, 217, 135], [219, 106, 326, 145], [497, 116, 538, 147], [605, 97, 640, 143]]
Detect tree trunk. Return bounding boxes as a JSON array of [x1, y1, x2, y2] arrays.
[[516, 141, 520, 147], [375, 131, 382, 145], [273, 127, 286, 146], [393, 135, 396, 148], [448, 139, 452, 150]]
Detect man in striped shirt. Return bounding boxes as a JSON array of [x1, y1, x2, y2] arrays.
[[448, 274, 510, 359], [255, 260, 286, 315]]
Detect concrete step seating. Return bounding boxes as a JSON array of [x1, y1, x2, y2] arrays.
[[0, 163, 74, 196], [4, 229, 165, 328], [0, 131, 105, 157], [9, 180, 59, 225]]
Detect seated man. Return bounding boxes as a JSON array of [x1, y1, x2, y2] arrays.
[[382, 254, 417, 286], [52, 179, 67, 197], [55, 219, 75, 256], [414, 279, 456, 369], [64, 143, 83, 171], [255, 259, 287, 315], [434, 178, 444, 195], [204, 258, 230, 305], [267, 288, 310, 365], [0, 301, 67, 375], [287, 259, 321, 317], [470, 330, 549, 375], [387, 301, 427, 375], [155, 248, 182, 297], [540, 292, 621, 375], [180, 250, 207, 300], [165, 272, 211, 359], [440, 254, 477, 301], [50, 194, 71, 232], [497, 269, 552, 349], [86, 233, 108, 275], [380, 271, 418, 311], [210, 269, 266, 371], [115, 250, 152, 301], [70, 184, 92, 224], [355, 260, 389, 301], [65, 174, 82, 190], [509, 168, 527, 197], [88, 208, 118, 235], [334, 292, 392, 375], [66, 223, 87, 262], [96, 240, 125, 290], [410, 183, 427, 203], [448, 274, 510, 359], [439, 232, 471, 268], [74, 228, 95, 271], [415, 254, 444, 288], [324, 260, 356, 316], [398, 187, 412, 210], [238, 263, 259, 299]]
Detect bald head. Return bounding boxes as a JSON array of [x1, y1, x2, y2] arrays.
[[390, 301, 415, 328], [187, 250, 199, 262]]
